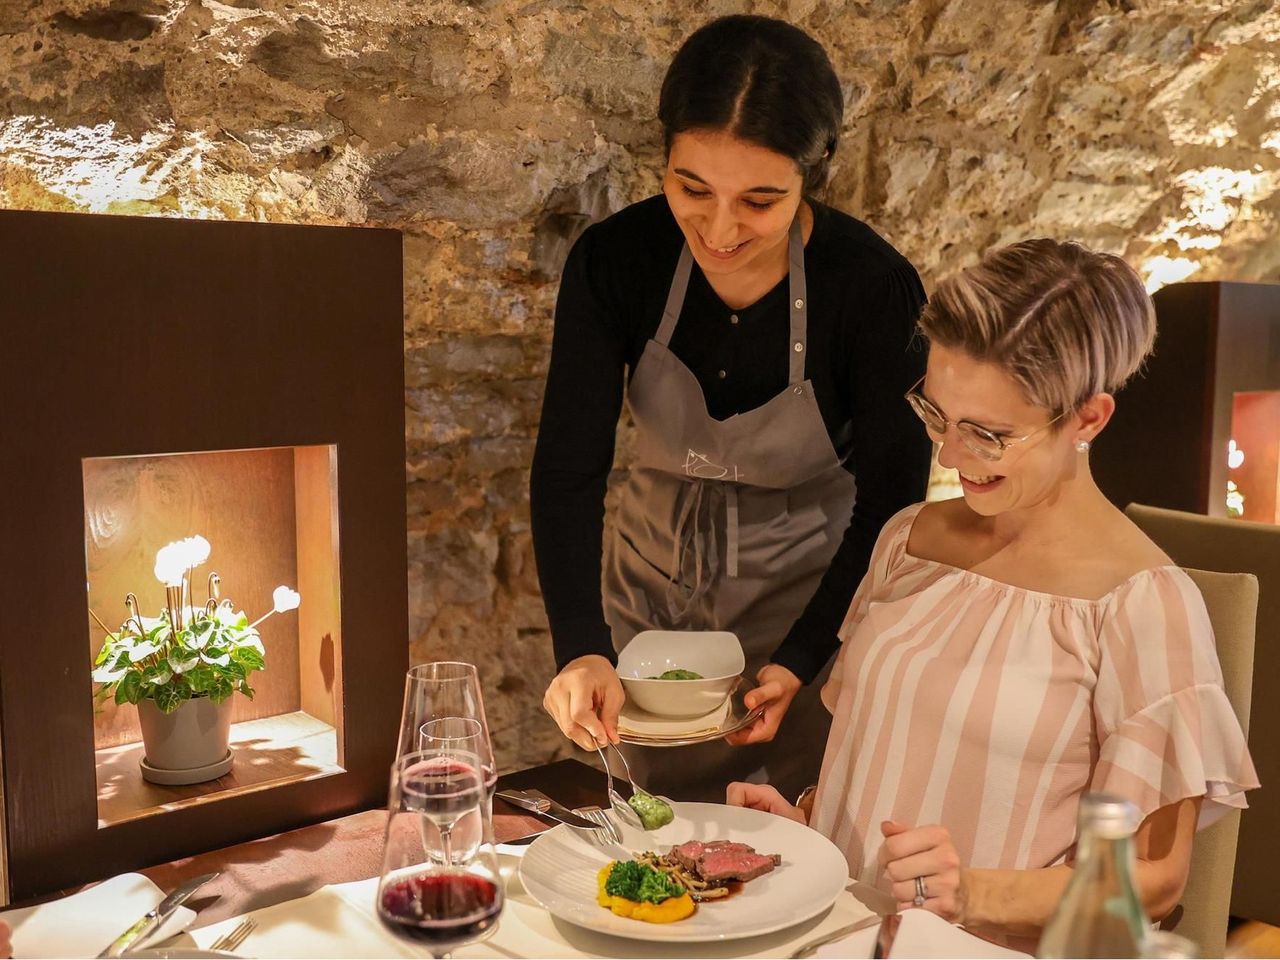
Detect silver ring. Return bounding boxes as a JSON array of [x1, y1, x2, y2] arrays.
[[913, 875, 927, 907]]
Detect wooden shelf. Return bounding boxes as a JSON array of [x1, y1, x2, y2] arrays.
[[95, 711, 341, 828]]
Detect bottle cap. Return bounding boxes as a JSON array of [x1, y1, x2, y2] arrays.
[[1078, 792, 1140, 838]]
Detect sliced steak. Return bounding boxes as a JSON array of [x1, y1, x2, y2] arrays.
[[669, 840, 706, 873], [667, 839, 782, 884], [698, 848, 781, 884]]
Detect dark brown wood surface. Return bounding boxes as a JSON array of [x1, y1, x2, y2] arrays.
[[0, 209, 407, 901], [132, 759, 605, 928], [1094, 280, 1280, 515]]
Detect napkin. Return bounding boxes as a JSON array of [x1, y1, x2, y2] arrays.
[[2, 873, 197, 959], [813, 908, 1032, 959]]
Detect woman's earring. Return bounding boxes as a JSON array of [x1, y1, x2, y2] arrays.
[[1075, 439, 1091, 453]]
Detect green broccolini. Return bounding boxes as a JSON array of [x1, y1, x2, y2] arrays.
[[604, 860, 684, 903]]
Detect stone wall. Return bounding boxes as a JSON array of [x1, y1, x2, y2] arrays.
[[3, 0, 1277, 772]]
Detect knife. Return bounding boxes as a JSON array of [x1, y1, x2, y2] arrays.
[[97, 871, 220, 958], [495, 788, 598, 829]]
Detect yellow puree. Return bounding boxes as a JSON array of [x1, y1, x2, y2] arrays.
[[596, 863, 696, 923]]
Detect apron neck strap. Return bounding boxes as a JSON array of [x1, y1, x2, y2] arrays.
[[786, 216, 808, 386], [653, 213, 809, 376], [654, 245, 694, 347]]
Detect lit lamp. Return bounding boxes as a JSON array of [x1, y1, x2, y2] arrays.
[[90, 536, 300, 785]]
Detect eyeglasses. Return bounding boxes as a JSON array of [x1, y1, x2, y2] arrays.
[[904, 375, 1068, 462]]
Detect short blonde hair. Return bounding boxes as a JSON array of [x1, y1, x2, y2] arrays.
[[918, 239, 1156, 416]]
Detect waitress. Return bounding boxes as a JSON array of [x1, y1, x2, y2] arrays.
[[531, 14, 931, 803]]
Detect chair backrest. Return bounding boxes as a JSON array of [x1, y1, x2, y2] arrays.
[[1172, 568, 1258, 957], [1126, 505, 1277, 928]]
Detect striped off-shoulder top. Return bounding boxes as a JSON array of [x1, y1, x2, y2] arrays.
[[810, 503, 1259, 883]]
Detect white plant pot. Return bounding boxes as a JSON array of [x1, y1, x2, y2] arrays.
[[137, 695, 234, 785]]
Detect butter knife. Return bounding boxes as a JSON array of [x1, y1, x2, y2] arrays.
[[97, 871, 220, 958], [495, 788, 598, 829], [790, 914, 886, 959]]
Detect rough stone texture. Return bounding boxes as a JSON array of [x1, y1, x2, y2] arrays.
[[3, 0, 1277, 772]]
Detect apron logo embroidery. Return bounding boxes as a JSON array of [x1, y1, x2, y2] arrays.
[[684, 449, 742, 481]]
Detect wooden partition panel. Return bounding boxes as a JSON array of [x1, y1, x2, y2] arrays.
[[0, 209, 407, 901], [1095, 281, 1280, 516]]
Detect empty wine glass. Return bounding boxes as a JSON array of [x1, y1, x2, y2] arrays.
[[398, 663, 492, 754], [376, 749, 503, 960]]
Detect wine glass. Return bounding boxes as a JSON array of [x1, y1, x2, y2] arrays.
[[376, 749, 504, 959], [418, 717, 494, 861], [398, 662, 498, 805]]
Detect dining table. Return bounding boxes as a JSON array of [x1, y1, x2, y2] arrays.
[[120, 756, 899, 958], [9, 757, 1028, 959]]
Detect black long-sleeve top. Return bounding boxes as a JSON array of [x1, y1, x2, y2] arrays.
[[530, 195, 931, 684]]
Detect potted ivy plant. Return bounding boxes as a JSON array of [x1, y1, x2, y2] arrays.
[[91, 535, 300, 785]]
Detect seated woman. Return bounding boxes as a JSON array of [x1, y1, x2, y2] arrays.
[[729, 238, 1259, 945]]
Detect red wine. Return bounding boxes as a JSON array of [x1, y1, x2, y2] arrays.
[[377, 874, 501, 947]]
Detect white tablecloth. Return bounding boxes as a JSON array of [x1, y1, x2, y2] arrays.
[[3, 873, 196, 959], [184, 849, 1028, 959]]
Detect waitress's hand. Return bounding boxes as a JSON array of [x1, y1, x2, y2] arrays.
[[724, 663, 802, 745], [543, 654, 624, 751], [726, 782, 807, 824]]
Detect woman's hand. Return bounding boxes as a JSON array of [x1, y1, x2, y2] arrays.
[[878, 819, 968, 922], [1, 917, 11, 958], [543, 654, 624, 751], [724, 663, 802, 745], [726, 781, 808, 824]]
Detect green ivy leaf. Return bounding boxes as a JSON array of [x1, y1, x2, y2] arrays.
[[233, 647, 265, 672], [115, 671, 143, 705], [153, 680, 188, 713], [240, 681, 255, 700], [209, 677, 235, 703], [94, 639, 114, 666], [185, 665, 215, 693]]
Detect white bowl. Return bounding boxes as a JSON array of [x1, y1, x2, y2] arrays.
[[616, 630, 744, 719]]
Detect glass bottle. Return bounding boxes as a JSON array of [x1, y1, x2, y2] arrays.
[[1037, 793, 1149, 958], [1139, 930, 1197, 958]]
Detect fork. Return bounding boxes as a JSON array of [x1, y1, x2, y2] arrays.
[[594, 745, 647, 831], [209, 916, 256, 953], [571, 804, 624, 845], [598, 743, 675, 831]]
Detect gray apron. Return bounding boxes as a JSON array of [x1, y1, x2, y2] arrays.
[[604, 217, 857, 803]]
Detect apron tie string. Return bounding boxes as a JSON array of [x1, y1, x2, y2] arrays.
[[665, 480, 740, 622], [725, 485, 739, 578]]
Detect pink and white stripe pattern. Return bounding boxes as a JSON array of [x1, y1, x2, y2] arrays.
[[810, 504, 1259, 884]]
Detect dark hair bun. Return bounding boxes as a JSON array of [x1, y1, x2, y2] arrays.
[[659, 15, 843, 195]]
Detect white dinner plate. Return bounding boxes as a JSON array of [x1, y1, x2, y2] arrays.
[[517, 801, 849, 942]]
